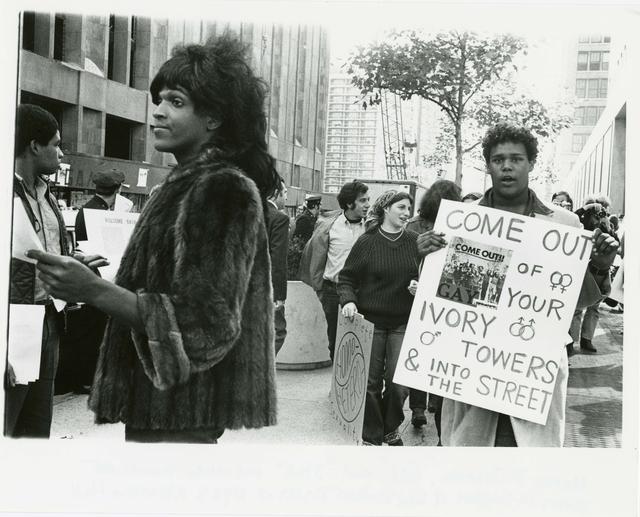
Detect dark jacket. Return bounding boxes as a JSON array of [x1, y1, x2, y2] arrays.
[[265, 202, 289, 301], [292, 208, 317, 244], [74, 194, 110, 242], [88, 155, 277, 431], [11, 177, 69, 304], [298, 211, 342, 291]]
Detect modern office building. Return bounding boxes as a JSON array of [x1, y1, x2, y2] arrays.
[[563, 35, 633, 215], [555, 34, 612, 180], [323, 72, 380, 193], [17, 12, 330, 211]]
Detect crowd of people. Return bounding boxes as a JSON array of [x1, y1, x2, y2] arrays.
[[6, 32, 621, 447]]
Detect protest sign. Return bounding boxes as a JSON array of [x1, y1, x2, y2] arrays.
[[394, 200, 592, 424], [80, 209, 140, 282], [330, 313, 373, 445]]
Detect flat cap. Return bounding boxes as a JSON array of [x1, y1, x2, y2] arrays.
[[305, 194, 322, 202], [92, 169, 126, 189]]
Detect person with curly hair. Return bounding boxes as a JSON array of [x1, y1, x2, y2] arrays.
[[26, 34, 281, 443], [416, 123, 619, 447], [339, 190, 419, 446]]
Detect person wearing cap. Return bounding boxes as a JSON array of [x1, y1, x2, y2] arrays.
[[292, 194, 322, 246], [74, 169, 128, 242]]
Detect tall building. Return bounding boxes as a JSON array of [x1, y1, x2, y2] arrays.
[[563, 35, 631, 215], [17, 12, 330, 210], [556, 34, 612, 180], [323, 72, 379, 193]]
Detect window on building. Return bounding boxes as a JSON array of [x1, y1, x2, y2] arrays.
[[571, 134, 589, 153], [599, 79, 608, 98], [577, 52, 588, 70], [578, 35, 589, 43], [104, 115, 133, 159], [21, 11, 36, 51], [585, 106, 599, 125], [53, 14, 65, 61], [602, 51, 609, 70], [129, 16, 137, 88], [604, 36, 611, 43], [586, 78, 607, 98], [575, 79, 586, 98], [589, 51, 601, 70], [590, 34, 602, 43], [292, 165, 301, 187], [107, 15, 116, 80]]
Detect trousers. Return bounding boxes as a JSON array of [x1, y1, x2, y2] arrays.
[[319, 280, 340, 362], [274, 305, 287, 355], [362, 324, 410, 445], [5, 304, 60, 438]]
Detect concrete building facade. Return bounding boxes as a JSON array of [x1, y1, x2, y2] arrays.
[[18, 12, 330, 210]]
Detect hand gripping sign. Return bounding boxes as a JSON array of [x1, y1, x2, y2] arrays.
[[330, 312, 374, 445], [394, 200, 592, 425]]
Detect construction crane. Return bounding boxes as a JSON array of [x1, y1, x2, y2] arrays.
[[379, 90, 407, 180]]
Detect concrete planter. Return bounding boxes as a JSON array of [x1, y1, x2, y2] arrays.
[[276, 281, 332, 370]]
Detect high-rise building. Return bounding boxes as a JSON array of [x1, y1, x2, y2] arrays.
[[323, 73, 379, 193], [556, 34, 612, 180], [17, 13, 330, 210]]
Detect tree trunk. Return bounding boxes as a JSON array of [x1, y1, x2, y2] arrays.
[[454, 121, 463, 187]]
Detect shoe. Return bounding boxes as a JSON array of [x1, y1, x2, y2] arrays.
[[580, 338, 597, 354], [384, 430, 403, 446], [566, 343, 575, 357], [73, 384, 91, 395], [411, 409, 427, 428]]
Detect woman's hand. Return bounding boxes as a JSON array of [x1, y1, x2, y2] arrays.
[[417, 230, 447, 257], [408, 279, 418, 296], [341, 302, 358, 321], [26, 249, 106, 304]]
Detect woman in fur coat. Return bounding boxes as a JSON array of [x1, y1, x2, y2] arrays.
[[27, 35, 280, 443]]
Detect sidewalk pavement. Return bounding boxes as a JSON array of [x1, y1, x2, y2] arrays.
[[50, 305, 623, 447]]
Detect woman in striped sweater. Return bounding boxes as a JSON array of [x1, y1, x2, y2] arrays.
[[338, 190, 419, 446]]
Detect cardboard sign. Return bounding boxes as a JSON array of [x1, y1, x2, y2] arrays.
[[330, 312, 374, 445], [79, 209, 140, 282], [394, 200, 592, 425]]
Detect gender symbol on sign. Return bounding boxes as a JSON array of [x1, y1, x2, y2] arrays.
[[549, 271, 573, 293], [404, 348, 420, 371], [509, 316, 536, 341], [420, 330, 441, 346], [333, 331, 367, 423]]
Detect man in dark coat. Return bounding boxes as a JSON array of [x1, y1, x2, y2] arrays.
[[74, 169, 128, 241], [292, 194, 321, 246], [265, 179, 290, 355], [63, 169, 127, 393]]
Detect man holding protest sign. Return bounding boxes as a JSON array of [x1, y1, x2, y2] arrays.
[[411, 123, 618, 447]]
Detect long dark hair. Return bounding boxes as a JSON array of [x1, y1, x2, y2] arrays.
[[418, 180, 462, 223], [150, 33, 280, 200]]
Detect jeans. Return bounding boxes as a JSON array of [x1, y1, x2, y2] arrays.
[[5, 304, 60, 438], [569, 300, 601, 343], [362, 324, 410, 445], [274, 305, 287, 355], [319, 280, 340, 362], [125, 426, 225, 443]]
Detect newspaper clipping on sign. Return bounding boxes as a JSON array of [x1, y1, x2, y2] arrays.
[[394, 200, 593, 425], [330, 313, 374, 445]]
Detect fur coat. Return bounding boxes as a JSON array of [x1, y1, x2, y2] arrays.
[[88, 155, 277, 431]]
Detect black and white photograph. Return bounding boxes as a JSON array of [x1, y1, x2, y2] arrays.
[[0, 1, 638, 516], [437, 236, 512, 308]]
